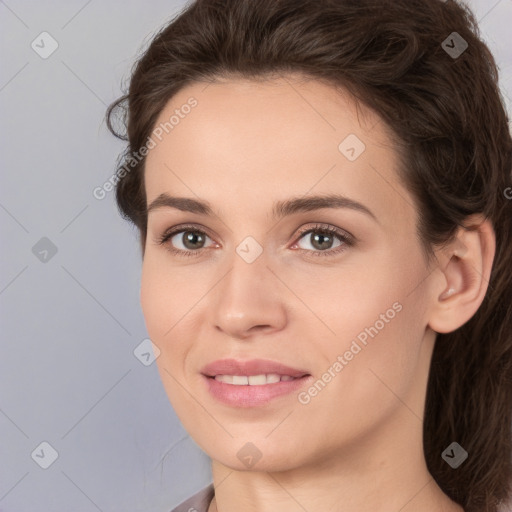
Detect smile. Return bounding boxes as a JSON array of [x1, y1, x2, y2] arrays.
[[213, 374, 297, 385], [200, 358, 312, 407]]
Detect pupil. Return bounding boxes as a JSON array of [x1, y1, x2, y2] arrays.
[[313, 233, 332, 250], [184, 231, 204, 249]]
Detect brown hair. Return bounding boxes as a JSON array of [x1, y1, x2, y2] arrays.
[[106, 0, 512, 509]]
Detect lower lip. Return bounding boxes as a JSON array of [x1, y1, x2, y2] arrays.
[[203, 375, 312, 407]]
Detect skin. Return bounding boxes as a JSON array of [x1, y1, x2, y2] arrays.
[[141, 75, 495, 512]]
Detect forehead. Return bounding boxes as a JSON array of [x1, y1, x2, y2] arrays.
[[144, 76, 415, 227]]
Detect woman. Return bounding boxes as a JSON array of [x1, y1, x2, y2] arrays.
[[106, 0, 512, 510]]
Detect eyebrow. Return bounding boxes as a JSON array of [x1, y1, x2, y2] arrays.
[[147, 193, 378, 222]]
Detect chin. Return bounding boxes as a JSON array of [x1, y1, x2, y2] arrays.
[[204, 437, 308, 473]]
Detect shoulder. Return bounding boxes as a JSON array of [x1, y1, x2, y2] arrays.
[[169, 483, 215, 512]]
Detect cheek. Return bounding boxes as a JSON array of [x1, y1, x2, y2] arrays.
[[140, 253, 211, 388], [140, 260, 167, 341], [288, 303, 426, 458], [140, 258, 196, 420], [296, 250, 429, 396], [140, 256, 190, 392], [140, 253, 196, 339], [283, 255, 407, 346]]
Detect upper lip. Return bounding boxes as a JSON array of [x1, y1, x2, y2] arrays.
[[201, 358, 310, 378]]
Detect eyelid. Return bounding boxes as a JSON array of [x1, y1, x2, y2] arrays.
[[157, 223, 215, 245], [293, 223, 355, 246]]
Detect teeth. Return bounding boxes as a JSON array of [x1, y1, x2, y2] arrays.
[[215, 375, 234, 384], [213, 373, 297, 385], [248, 374, 266, 385]]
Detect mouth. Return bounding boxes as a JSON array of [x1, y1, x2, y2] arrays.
[[200, 358, 312, 407], [210, 373, 303, 385]]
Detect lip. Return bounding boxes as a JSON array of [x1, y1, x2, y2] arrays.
[[201, 358, 312, 407], [201, 358, 310, 378]]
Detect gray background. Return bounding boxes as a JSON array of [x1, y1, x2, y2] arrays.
[[1, 1, 511, 511]]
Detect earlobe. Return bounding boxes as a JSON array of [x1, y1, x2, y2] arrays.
[[428, 216, 496, 334]]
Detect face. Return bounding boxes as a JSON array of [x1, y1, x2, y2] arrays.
[[141, 76, 438, 472]]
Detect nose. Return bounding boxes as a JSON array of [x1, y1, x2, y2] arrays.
[[211, 253, 287, 340]]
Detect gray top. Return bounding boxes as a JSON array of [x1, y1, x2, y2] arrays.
[[169, 484, 215, 512]]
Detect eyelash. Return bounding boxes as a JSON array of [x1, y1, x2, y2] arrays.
[[156, 223, 355, 259]]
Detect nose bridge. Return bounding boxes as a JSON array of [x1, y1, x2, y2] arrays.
[[220, 240, 270, 310], [211, 240, 286, 337]]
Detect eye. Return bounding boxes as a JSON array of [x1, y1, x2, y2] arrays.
[[291, 224, 354, 257], [156, 223, 354, 258], [157, 224, 216, 258]]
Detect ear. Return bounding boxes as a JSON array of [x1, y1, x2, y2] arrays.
[[427, 215, 496, 334]]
